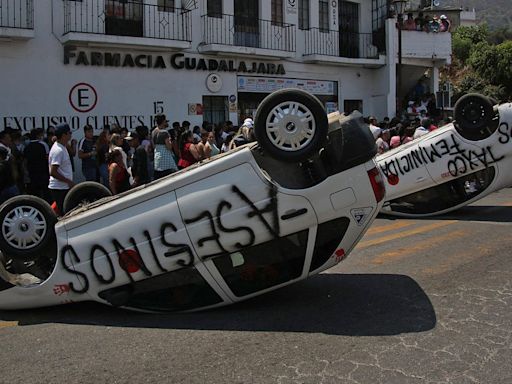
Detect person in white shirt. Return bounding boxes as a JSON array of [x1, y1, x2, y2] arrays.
[[413, 119, 430, 139], [368, 116, 382, 140], [376, 129, 390, 154], [48, 123, 75, 214]]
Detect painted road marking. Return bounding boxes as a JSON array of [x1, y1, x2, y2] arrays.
[[366, 220, 417, 236], [0, 321, 18, 328], [356, 220, 458, 250], [370, 229, 470, 265]]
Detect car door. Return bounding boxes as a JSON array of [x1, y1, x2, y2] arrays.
[[62, 189, 230, 311], [176, 162, 318, 300], [377, 140, 434, 203]]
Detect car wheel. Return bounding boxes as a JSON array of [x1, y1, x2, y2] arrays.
[[454, 93, 494, 133], [63, 181, 112, 214], [0, 196, 57, 261], [254, 89, 328, 162]]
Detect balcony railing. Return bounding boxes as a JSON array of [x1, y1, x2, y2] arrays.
[[63, 0, 192, 42], [201, 13, 295, 52], [0, 0, 33, 29], [304, 28, 382, 59]]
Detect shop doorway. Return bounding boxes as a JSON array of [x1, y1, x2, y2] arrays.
[[105, 0, 143, 37], [234, 0, 259, 48], [203, 96, 229, 126], [339, 1, 359, 58]]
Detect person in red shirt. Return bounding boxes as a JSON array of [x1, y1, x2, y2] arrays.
[[177, 131, 201, 169]]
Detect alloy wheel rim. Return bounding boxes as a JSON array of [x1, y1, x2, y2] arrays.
[[2, 205, 47, 250], [265, 101, 316, 152]]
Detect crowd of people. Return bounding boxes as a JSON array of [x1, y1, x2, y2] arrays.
[[367, 101, 450, 155], [0, 115, 257, 214], [0, 92, 449, 214], [399, 12, 452, 33]]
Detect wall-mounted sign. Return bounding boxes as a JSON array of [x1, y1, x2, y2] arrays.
[[69, 82, 98, 113], [206, 73, 222, 93], [238, 77, 337, 96], [64, 47, 286, 75], [331, 1, 338, 27], [188, 103, 203, 115]]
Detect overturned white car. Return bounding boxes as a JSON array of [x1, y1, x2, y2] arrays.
[[0, 89, 385, 312], [378, 94, 512, 217]]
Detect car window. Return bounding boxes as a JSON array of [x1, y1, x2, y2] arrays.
[[211, 229, 309, 297], [384, 167, 496, 215], [309, 217, 350, 272], [98, 266, 223, 312]]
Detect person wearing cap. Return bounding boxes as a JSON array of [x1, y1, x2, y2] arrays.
[[78, 124, 98, 182], [126, 132, 149, 187], [439, 15, 451, 32], [48, 123, 75, 214]]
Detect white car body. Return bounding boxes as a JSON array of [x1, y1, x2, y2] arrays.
[[378, 101, 512, 217], [0, 91, 385, 312]]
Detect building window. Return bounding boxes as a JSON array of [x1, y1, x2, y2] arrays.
[[319, 0, 329, 32], [271, 0, 284, 26], [298, 0, 309, 30], [203, 96, 228, 126], [158, 0, 175, 12], [207, 0, 222, 18]]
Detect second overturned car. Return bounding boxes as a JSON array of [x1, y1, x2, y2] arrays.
[[378, 94, 512, 217]]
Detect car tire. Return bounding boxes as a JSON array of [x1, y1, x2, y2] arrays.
[[454, 93, 494, 133], [0, 195, 58, 261], [63, 181, 112, 214], [254, 89, 328, 162]]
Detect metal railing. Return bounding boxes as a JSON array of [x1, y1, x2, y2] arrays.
[[0, 0, 33, 29], [63, 0, 192, 41], [304, 28, 382, 59], [201, 13, 295, 52]]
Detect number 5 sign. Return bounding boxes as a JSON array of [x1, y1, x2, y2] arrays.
[[69, 83, 98, 113]]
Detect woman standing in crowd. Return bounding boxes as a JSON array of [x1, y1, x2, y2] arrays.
[[177, 130, 200, 169], [205, 131, 220, 158], [108, 149, 130, 195], [95, 129, 111, 188], [110, 133, 128, 168], [196, 131, 209, 160]]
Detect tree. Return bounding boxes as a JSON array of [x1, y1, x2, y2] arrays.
[[453, 24, 489, 45], [449, 25, 512, 103], [468, 40, 512, 97], [452, 25, 489, 64]]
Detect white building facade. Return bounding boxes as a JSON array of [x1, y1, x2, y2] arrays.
[[0, 0, 452, 136]]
